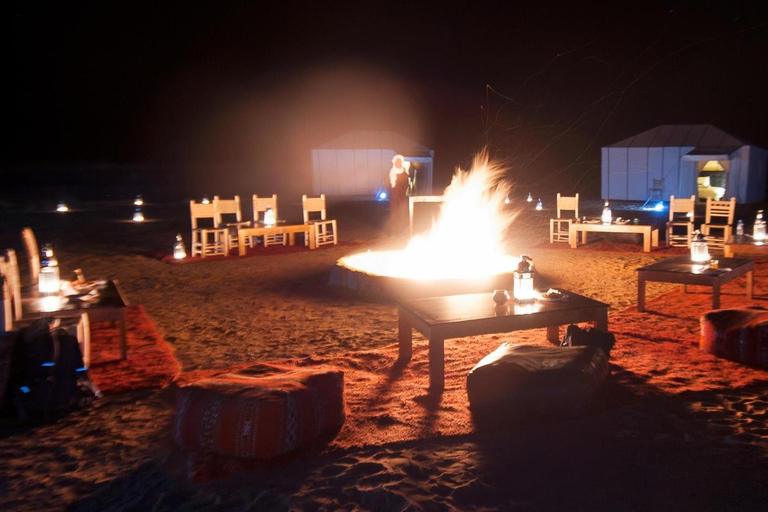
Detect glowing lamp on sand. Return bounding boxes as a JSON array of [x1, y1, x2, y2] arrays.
[[504, 195, 510, 205], [527, 192, 533, 203], [264, 206, 276, 227], [379, 191, 388, 200], [173, 234, 186, 259], [601, 201, 612, 225], [134, 195, 144, 206], [38, 244, 60, 294], [56, 202, 69, 212], [535, 198, 543, 211], [754, 210, 766, 241], [690, 231, 710, 263], [133, 208, 144, 222], [513, 255, 535, 304]]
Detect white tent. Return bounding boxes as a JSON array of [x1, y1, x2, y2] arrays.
[[311, 131, 434, 197], [601, 124, 768, 203]]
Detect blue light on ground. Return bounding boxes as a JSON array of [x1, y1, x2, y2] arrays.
[[375, 190, 388, 201]]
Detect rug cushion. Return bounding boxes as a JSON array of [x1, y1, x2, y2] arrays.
[[466, 343, 609, 416], [173, 363, 344, 460], [700, 307, 768, 368]]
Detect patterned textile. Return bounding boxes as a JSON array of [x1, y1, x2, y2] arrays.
[[173, 363, 344, 460], [700, 307, 768, 369]]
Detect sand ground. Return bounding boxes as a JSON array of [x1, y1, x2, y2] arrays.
[[1, 199, 767, 511]]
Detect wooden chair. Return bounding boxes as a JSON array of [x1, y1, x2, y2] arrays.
[[1, 249, 91, 367], [251, 194, 285, 247], [649, 178, 664, 202], [21, 227, 40, 286], [190, 200, 228, 258], [666, 195, 696, 247], [213, 195, 249, 253], [549, 193, 579, 243], [701, 197, 736, 253], [302, 194, 338, 247]]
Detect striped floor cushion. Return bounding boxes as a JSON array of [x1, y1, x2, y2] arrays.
[[173, 363, 344, 461], [467, 343, 609, 417], [700, 307, 768, 368]]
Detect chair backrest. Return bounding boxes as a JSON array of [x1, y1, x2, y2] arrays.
[[21, 227, 40, 284], [556, 193, 579, 219], [213, 195, 242, 226], [190, 200, 216, 230], [651, 178, 664, 190], [302, 194, 328, 223], [252, 194, 279, 222], [4, 249, 22, 321], [668, 195, 696, 222], [705, 197, 736, 225]]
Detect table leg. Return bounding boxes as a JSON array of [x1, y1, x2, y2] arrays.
[[238, 236, 247, 256], [308, 226, 317, 250], [288, 232, 296, 246], [119, 308, 127, 360], [637, 275, 646, 312], [747, 270, 754, 300], [652, 229, 659, 247], [712, 284, 721, 309], [547, 325, 560, 344], [570, 226, 578, 249], [398, 310, 412, 362], [429, 337, 445, 391], [643, 229, 651, 252], [724, 246, 733, 258], [581, 231, 588, 245]]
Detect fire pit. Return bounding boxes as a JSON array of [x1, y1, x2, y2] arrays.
[[330, 153, 521, 300]]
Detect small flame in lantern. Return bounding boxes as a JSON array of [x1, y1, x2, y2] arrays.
[[56, 202, 69, 212], [342, 153, 518, 280]]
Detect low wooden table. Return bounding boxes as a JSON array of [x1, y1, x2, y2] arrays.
[[637, 255, 754, 312], [237, 224, 316, 255], [724, 235, 768, 258], [397, 290, 609, 390], [22, 280, 129, 360], [569, 222, 659, 252]]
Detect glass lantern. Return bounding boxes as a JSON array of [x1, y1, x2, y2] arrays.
[[690, 231, 710, 263], [56, 201, 69, 212], [173, 234, 186, 259], [38, 244, 60, 294], [535, 198, 543, 211], [134, 195, 144, 206], [264, 206, 276, 227], [133, 208, 144, 222], [513, 255, 535, 304], [527, 192, 533, 202], [201, 195, 210, 205], [601, 200, 612, 225], [504, 195, 510, 205], [754, 210, 766, 241]]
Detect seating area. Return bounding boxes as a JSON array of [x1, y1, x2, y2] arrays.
[[187, 193, 339, 258]]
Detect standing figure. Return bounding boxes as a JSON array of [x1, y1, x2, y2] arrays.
[[388, 154, 410, 237]]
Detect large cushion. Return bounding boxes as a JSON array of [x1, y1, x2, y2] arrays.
[[700, 307, 768, 368], [173, 363, 344, 460], [467, 343, 609, 416]]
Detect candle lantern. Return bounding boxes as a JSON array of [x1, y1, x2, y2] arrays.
[[133, 208, 144, 222], [56, 202, 69, 212], [754, 210, 766, 241], [535, 198, 543, 211], [38, 244, 60, 294], [513, 255, 536, 304], [601, 200, 612, 225], [201, 195, 210, 205], [527, 192, 533, 203], [504, 195, 510, 205], [134, 195, 144, 206], [264, 206, 276, 227], [690, 230, 710, 263], [173, 234, 186, 259]]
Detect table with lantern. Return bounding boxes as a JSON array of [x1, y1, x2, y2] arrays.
[[636, 256, 754, 312], [22, 280, 130, 360], [396, 290, 609, 391], [724, 235, 768, 258], [237, 222, 317, 255], [569, 220, 659, 252]]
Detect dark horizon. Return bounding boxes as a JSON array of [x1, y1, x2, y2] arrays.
[[5, 0, 768, 201]]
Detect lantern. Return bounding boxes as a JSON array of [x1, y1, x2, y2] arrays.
[[201, 195, 210, 205], [513, 255, 535, 304], [133, 208, 144, 222], [601, 201, 612, 225], [527, 192, 533, 203], [690, 231, 710, 263], [56, 202, 69, 212], [535, 198, 543, 211], [134, 195, 144, 206], [173, 234, 186, 259], [38, 244, 60, 294], [504, 195, 510, 205], [492, 289, 509, 306], [264, 206, 276, 227], [754, 210, 766, 241]]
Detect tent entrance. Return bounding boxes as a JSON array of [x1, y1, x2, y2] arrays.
[[696, 159, 729, 201]]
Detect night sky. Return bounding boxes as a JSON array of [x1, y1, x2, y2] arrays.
[[6, 0, 768, 199]]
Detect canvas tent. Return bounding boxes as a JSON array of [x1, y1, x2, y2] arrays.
[[601, 124, 768, 204], [311, 131, 434, 197]]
